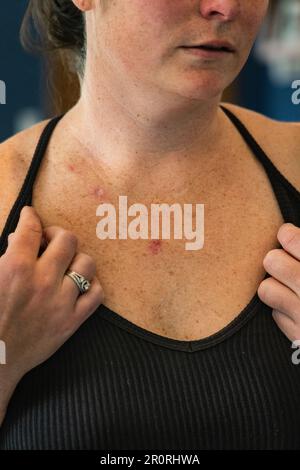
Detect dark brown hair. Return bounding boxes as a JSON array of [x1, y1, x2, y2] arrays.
[[20, 0, 86, 113]]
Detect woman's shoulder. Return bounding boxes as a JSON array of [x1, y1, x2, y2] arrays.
[[220, 101, 300, 192], [0, 118, 53, 235], [0, 117, 53, 182], [221, 101, 300, 129], [0, 117, 53, 164]]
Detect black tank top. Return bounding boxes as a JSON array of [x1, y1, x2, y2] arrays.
[[0, 105, 300, 450]]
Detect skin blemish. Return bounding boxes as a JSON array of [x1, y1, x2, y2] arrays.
[[67, 163, 75, 173], [67, 163, 79, 173], [89, 186, 107, 201], [148, 239, 162, 255]]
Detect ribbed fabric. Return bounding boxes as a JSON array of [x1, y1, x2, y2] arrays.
[[0, 105, 300, 450]]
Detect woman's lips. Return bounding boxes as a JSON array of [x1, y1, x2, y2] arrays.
[[180, 46, 234, 58]]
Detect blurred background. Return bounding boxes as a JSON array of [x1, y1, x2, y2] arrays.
[[0, 0, 300, 142]]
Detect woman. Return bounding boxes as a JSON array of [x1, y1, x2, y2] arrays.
[[0, 0, 300, 450]]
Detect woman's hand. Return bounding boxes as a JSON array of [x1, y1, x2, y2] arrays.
[[257, 223, 300, 342], [0, 206, 104, 424]]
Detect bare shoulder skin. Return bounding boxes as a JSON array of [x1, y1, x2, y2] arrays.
[[221, 102, 300, 193], [0, 119, 52, 235]]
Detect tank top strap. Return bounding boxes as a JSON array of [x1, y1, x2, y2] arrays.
[[220, 104, 300, 224], [1, 107, 300, 256], [0, 114, 65, 256]]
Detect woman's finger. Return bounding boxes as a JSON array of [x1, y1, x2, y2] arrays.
[[258, 276, 300, 323], [61, 252, 96, 302], [263, 248, 300, 297]]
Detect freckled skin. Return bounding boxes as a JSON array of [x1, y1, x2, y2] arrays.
[[148, 239, 162, 255], [89, 186, 107, 200]]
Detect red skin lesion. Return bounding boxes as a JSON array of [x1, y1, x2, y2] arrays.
[[89, 186, 107, 200], [66, 163, 110, 202], [67, 163, 79, 173], [148, 239, 162, 255], [66, 162, 108, 200]]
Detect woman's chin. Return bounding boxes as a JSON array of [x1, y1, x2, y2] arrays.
[[169, 81, 226, 101], [162, 70, 228, 101]]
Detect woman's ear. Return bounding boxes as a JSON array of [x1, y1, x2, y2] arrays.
[[71, 0, 94, 12]]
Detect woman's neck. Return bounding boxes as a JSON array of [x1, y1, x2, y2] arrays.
[[65, 65, 227, 176]]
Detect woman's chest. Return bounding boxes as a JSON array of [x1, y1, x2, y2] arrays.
[[32, 147, 285, 342]]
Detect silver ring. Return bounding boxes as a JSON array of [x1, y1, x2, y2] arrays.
[[65, 270, 91, 295]]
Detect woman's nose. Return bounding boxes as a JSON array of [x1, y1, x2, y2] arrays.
[[198, 0, 240, 21]]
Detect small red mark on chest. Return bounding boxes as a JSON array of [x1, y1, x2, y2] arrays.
[[89, 186, 106, 200], [67, 164, 77, 172], [148, 239, 162, 255]]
